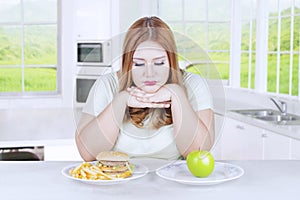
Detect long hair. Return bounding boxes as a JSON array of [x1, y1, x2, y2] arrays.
[[118, 16, 183, 128]]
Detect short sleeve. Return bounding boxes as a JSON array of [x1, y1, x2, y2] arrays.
[[183, 72, 213, 111], [82, 72, 119, 116]]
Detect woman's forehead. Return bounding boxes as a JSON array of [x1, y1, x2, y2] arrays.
[[133, 40, 167, 59]]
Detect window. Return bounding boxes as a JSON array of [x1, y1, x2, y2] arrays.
[[158, 0, 231, 80], [240, 0, 256, 89], [0, 0, 59, 95], [240, 0, 299, 97], [267, 0, 299, 96]]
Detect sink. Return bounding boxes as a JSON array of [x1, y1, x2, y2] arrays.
[[231, 109, 300, 125]]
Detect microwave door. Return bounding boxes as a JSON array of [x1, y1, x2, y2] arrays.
[[77, 43, 103, 63]]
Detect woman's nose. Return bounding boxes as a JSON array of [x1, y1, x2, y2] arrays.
[[144, 63, 154, 77]]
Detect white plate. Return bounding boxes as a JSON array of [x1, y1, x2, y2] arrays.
[[156, 160, 244, 185], [62, 161, 149, 185]]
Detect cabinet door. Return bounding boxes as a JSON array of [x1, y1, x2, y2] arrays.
[[220, 117, 243, 160], [76, 0, 111, 39], [291, 138, 300, 160], [263, 130, 291, 160], [210, 114, 224, 160], [220, 117, 263, 160], [44, 140, 82, 161]]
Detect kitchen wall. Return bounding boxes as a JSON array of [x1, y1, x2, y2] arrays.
[[1, 0, 299, 143], [0, 0, 148, 141]]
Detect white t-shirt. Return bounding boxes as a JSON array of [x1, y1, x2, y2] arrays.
[[82, 71, 213, 160]]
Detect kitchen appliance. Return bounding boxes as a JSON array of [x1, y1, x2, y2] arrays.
[[75, 39, 114, 107], [77, 40, 111, 66], [75, 66, 113, 107]]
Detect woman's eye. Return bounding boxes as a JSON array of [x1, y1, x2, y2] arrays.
[[154, 61, 165, 66], [134, 62, 145, 67]]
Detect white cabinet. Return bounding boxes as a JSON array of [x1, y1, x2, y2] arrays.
[[220, 117, 263, 160], [211, 114, 223, 160], [75, 0, 112, 39], [291, 138, 300, 160], [44, 140, 82, 161], [218, 116, 293, 160], [262, 130, 291, 160]]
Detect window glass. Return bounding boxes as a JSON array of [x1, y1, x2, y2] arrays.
[[0, 26, 22, 65], [241, 0, 256, 20], [24, 25, 57, 65], [24, 67, 56, 92], [279, 54, 290, 94], [24, 0, 57, 23], [296, 0, 300, 14], [207, 0, 231, 21], [292, 54, 299, 96], [279, 0, 292, 16], [184, 0, 206, 21], [268, 19, 278, 52], [0, 68, 22, 92], [208, 52, 230, 79], [159, 0, 182, 21], [0, 0, 58, 95], [186, 23, 206, 49], [280, 16, 291, 51], [241, 53, 255, 89], [0, 0, 21, 23], [208, 23, 230, 50], [267, 53, 277, 93]]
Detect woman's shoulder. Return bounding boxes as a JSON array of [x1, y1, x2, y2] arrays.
[[94, 71, 118, 86], [182, 71, 206, 85]]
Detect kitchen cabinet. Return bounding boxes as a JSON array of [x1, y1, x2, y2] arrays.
[[291, 138, 300, 160], [220, 117, 263, 160], [219, 115, 294, 160], [211, 114, 223, 160], [75, 0, 112, 39], [262, 130, 291, 160], [44, 140, 82, 161]]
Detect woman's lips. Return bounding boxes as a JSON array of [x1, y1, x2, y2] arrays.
[[144, 81, 157, 86]]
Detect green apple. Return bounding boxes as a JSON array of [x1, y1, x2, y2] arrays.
[[186, 150, 215, 178]]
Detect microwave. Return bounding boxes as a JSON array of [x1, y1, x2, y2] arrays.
[[77, 40, 111, 66]]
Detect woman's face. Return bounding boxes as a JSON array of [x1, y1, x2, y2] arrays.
[[131, 40, 170, 93]]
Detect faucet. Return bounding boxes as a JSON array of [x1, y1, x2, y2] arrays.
[[270, 97, 287, 115]]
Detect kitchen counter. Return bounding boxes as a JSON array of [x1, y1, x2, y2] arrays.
[[1, 160, 300, 200], [213, 96, 300, 141], [227, 110, 300, 141]]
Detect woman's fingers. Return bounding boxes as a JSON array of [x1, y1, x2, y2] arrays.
[[127, 87, 154, 98]]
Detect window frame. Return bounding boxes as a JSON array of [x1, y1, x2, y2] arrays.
[[0, 0, 61, 97]]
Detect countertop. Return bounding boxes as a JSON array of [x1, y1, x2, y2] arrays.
[[1, 160, 300, 200], [213, 97, 300, 141]]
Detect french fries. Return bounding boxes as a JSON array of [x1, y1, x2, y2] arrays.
[[70, 162, 115, 180]]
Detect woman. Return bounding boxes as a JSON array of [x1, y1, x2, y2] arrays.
[[75, 16, 214, 161]]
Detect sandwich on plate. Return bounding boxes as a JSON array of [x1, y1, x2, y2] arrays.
[[96, 151, 133, 179]]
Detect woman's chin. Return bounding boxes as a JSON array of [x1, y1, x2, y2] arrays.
[[141, 85, 160, 93]]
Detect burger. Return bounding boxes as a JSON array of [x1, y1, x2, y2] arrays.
[[96, 151, 133, 179]]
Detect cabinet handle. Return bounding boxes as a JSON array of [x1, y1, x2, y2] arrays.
[[236, 125, 245, 130], [261, 133, 268, 138]]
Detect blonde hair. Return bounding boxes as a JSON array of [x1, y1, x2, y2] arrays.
[[118, 16, 183, 128]]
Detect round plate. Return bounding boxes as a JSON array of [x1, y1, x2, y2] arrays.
[[155, 160, 244, 185], [61, 161, 149, 185]]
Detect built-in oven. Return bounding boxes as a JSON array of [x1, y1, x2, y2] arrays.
[[74, 39, 113, 108], [74, 67, 112, 107], [75, 75, 97, 104]]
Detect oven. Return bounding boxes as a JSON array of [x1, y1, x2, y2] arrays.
[[74, 67, 112, 107]]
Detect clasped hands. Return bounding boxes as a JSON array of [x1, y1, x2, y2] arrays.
[[126, 85, 174, 108]]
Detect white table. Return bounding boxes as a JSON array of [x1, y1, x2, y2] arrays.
[[1, 160, 300, 200]]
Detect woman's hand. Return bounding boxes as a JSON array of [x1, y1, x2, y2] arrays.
[[126, 86, 173, 108]]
